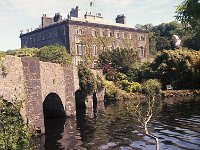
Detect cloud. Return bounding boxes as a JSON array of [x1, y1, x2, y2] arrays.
[[0, 0, 182, 50]]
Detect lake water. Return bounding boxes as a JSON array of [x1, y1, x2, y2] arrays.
[[34, 97, 200, 150]]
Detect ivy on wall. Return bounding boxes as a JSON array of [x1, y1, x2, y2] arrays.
[[75, 26, 139, 66], [0, 52, 8, 77]]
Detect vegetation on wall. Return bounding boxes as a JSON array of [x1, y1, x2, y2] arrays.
[[77, 64, 105, 106], [0, 52, 7, 77], [38, 45, 72, 64], [0, 99, 31, 150], [78, 64, 97, 95], [5, 45, 72, 64]]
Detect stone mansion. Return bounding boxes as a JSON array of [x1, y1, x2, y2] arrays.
[[20, 6, 149, 66]]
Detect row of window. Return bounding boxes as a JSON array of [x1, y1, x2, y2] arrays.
[[76, 29, 146, 41], [76, 43, 146, 57], [24, 28, 65, 45]]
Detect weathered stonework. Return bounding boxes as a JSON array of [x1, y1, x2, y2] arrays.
[[0, 55, 77, 133], [21, 57, 44, 133]]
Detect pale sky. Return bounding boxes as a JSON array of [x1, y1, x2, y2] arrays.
[[0, 0, 183, 51]]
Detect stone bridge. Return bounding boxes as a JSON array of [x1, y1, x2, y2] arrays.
[[0, 55, 104, 133]]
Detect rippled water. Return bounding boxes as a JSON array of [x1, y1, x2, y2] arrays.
[[34, 97, 200, 150]]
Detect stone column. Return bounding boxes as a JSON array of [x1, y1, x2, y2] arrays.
[[63, 64, 76, 116], [21, 57, 45, 133]]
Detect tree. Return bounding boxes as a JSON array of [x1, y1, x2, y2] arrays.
[[151, 49, 200, 89], [176, 0, 200, 30], [99, 48, 139, 73]]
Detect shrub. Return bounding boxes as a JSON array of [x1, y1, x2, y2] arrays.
[[8, 47, 39, 57], [141, 79, 161, 95], [118, 80, 141, 93], [78, 65, 97, 95], [96, 75, 105, 92], [0, 52, 8, 77], [0, 99, 31, 150], [115, 72, 127, 81], [38, 45, 72, 64]]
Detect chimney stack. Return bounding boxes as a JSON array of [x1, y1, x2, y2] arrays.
[[70, 6, 80, 18], [116, 14, 126, 24], [41, 14, 53, 27], [53, 13, 62, 22]]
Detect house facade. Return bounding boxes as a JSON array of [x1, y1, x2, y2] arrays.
[[20, 6, 149, 66]]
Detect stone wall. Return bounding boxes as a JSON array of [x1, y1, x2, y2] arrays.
[[0, 55, 77, 133], [21, 57, 44, 133], [0, 55, 27, 121]]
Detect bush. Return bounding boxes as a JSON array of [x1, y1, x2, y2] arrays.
[[0, 99, 31, 150], [118, 80, 141, 93], [6, 46, 72, 64], [104, 80, 122, 101], [141, 79, 161, 95], [115, 72, 127, 81], [9, 47, 39, 57], [96, 75, 105, 92], [38, 45, 72, 64], [78, 65, 97, 95]]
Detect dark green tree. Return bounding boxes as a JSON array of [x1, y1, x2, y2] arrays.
[[176, 0, 200, 30], [99, 48, 139, 73], [151, 49, 200, 89]]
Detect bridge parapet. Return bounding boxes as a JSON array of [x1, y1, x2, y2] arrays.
[[0, 55, 77, 133]]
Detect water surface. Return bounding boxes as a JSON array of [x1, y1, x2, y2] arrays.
[[34, 97, 200, 150]]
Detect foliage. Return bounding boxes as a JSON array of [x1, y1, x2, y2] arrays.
[[118, 80, 141, 93], [78, 65, 97, 95], [0, 52, 7, 77], [176, 0, 200, 30], [99, 48, 139, 72], [103, 64, 116, 81], [115, 72, 128, 81], [141, 79, 161, 95], [38, 45, 72, 64], [0, 99, 31, 150], [151, 49, 200, 89], [96, 75, 105, 92], [104, 80, 126, 101], [183, 27, 200, 50], [6, 45, 72, 64], [7, 47, 39, 57]]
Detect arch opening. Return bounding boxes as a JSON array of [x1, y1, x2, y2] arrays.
[[43, 93, 66, 119]]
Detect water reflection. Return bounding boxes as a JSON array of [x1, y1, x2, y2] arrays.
[[36, 97, 200, 150]]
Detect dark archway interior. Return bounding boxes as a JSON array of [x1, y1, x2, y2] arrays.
[[43, 93, 66, 119]]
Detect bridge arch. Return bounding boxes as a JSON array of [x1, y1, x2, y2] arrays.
[[43, 93, 66, 119]]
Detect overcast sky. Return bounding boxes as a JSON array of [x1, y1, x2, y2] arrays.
[[0, 0, 183, 51]]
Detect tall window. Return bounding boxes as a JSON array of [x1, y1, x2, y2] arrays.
[[76, 43, 85, 55], [93, 45, 98, 55], [139, 46, 145, 58]]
